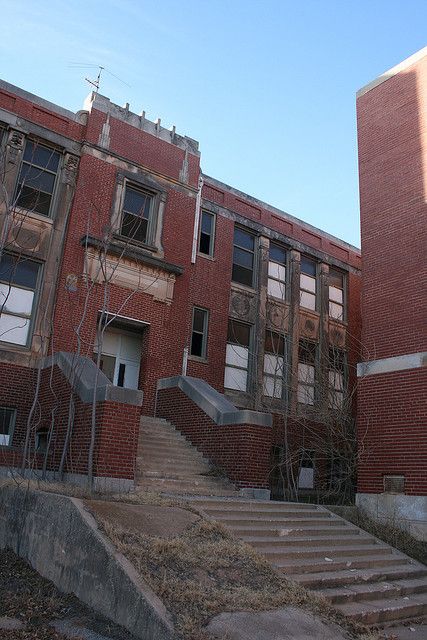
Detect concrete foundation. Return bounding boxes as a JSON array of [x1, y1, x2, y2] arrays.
[[356, 492, 427, 542]]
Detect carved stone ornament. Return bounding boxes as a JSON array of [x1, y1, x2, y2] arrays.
[[230, 292, 251, 318], [8, 130, 25, 149], [65, 273, 78, 293], [64, 154, 79, 173]]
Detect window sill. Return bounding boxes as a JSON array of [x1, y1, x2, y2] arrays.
[[231, 281, 256, 295], [112, 233, 158, 254], [329, 317, 348, 326], [12, 206, 54, 225], [197, 252, 215, 262], [188, 355, 208, 364]]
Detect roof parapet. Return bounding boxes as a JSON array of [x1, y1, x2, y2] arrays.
[[357, 46, 427, 98]]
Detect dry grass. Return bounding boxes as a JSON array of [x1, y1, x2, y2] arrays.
[[96, 511, 384, 640]]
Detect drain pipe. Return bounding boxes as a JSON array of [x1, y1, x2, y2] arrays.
[[191, 174, 204, 263]]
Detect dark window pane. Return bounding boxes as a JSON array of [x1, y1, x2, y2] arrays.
[[269, 244, 286, 264], [233, 246, 254, 269], [234, 228, 254, 251], [16, 185, 52, 216], [0, 255, 39, 289], [23, 141, 60, 172], [124, 187, 152, 218], [117, 363, 126, 387], [265, 331, 285, 354], [329, 348, 345, 371], [232, 264, 253, 287], [193, 308, 206, 332], [199, 232, 211, 255], [99, 354, 116, 383], [201, 211, 214, 234], [0, 407, 14, 435], [19, 165, 56, 193], [121, 212, 148, 243], [301, 256, 316, 276], [299, 340, 316, 364], [191, 332, 203, 357], [329, 269, 344, 288], [227, 320, 250, 347]]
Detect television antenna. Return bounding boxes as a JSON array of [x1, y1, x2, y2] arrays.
[[67, 62, 131, 93], [85, 66, 104, 93]]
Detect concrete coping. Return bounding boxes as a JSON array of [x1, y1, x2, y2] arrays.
[[42, 352, 143, 407], [357, 351, 427, 378], [157, 376, 272, 427]]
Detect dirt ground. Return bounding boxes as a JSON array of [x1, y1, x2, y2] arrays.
[[0, 548, 136, 640]]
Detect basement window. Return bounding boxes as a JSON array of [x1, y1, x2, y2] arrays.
[[0, 407, 16, 446]]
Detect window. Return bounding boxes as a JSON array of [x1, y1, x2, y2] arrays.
[[0, 407, 16, 446], [298, 340, 317, 405], [16, 140, 61, 216], [328, 348, 345, 409], [300, 256, 317, 311], [329, 269, 345, 321], [263, 331, 286, 398], [198, 210, 215, 257], [190, 307, 209, 358], [268, 243, 287, 300], [120, 184, 155, 244], [224, 319, 251, 391], [232, 227, 255, 288], [298, 450, 315, 489], [0, 254, 40, 346]]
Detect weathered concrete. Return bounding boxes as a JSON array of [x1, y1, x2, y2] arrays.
[[356, 493, 427, 542], [0, 485, 176, 640], [206, 607, 348, 640], [0, 616, 24, 630], [51, 618, 117, 640]]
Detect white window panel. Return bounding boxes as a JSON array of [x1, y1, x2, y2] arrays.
[[264, 376, 282, 398], [298, 362, 315, 385], [329, 286, 343, 303], [268, 278, 286, 299], [264, 353, 284, 376], [119, 333, 143, 359], [0, 314, 30, 345], [300, 273, 316, 293], [268, 262, 286, 281], [0, 284, 34, 315], [329, 370, 344, 391], [123, 361, 140, 390], [97, 330, 120, 356], [300, 290, 316, 310], [0, 434, 10, 446], [329, 301, 343, 321], [225, 344, 249, 368], [298, 467, 314, 489], [224, 366, 247, 391], [297, 384, 314, 405]]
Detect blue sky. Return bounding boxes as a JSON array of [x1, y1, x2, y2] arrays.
[[1, 0, 426, 247]]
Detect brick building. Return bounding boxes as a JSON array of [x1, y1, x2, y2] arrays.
[[0, 78, 361, 496], [356, 49, 427, 538]]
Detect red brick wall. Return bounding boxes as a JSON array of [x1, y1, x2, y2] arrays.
[[156, 387, 272, 489]]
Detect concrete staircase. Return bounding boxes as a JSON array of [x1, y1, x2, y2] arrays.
[[192, 497, 427, 627], [136, 417, 238, 496]]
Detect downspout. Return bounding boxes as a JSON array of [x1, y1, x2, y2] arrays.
[[191, 174, 204, 264]]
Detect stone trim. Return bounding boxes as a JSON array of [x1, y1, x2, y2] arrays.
[[357, 352, 427, 378], [357, 46, 427, 98], [156, 376, 272, 427]]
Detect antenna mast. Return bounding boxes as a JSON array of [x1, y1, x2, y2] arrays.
[[85, 66, 104, 93]]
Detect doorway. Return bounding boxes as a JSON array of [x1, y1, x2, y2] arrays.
[[94, 328, 142, 390]]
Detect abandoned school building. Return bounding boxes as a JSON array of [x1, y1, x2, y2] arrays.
[[0, 46, 425, 536]]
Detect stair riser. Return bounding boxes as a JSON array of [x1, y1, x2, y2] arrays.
[[346, 602, 427, 625], [279, 557, 409, 574], [193, 501, 323, 512], [296, 569, 427, 589], [138, 444, 205, 457], [247, 537, 375, 549], [202, 509, 326, 519], [232, 527, 360, 538], [216, 518, 344, 528], [138, 479, 235, 491], [328, 582, 427, 604], [259, 547, 392, 561]]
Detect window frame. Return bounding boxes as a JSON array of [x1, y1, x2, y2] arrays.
[[267, 242, 287, 301], [328, 347, 347, 410], [231, 226, 256, 289], [328, 268, 346, 323], [198, 210, 216, 258], [0, 253, 43, 348], [0, 406, 17, 447], [299, 256, 318, 312], [297, 339, 318, 406], [118, 181, 159, 248], [190, 306, 209, 360], [15, 138, 62, 218], [224, 318, 252, 392], [263, 330, 288, 400]]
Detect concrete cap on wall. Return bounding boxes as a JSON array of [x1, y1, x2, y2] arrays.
[[157, 376, 272, 427]]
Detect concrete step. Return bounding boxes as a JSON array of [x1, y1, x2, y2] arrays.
[[243, 535, 376, 548], [231, 525, 361, 537], [136, 482, 238, 497], [139, 431, 193, 444], [320, 576, 427, 604], [335, 592, 427, 625], [292, 565, 427, 589], [137, 476, 235, 492], [214, 516, 345, 528], [257, 543, 392, 562], [138, 441, 205, 456], [277, 554, 410, 575], [192, 499, 322, 511], [141, 470, 218, 481], [200, 506, 327, 519], [139, 461, 211, 474]]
